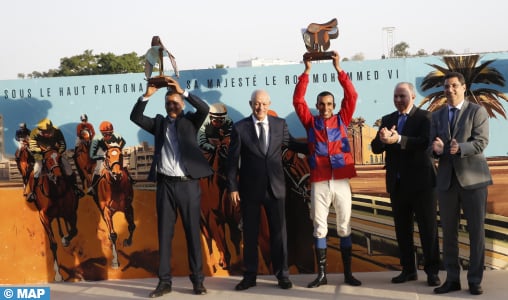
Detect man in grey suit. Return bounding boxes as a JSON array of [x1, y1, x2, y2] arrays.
[[227, 89, 293, 291], [130, 78, 212, 298], [430, 71, 493, 295], [371, 82, 440, 287]]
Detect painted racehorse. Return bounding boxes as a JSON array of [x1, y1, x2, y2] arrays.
[[15, 139, 34, 193], [94, 145, 135, 269], [282, 147, 315, 273], [30, 149, 79, 281], [200, 134, 242, 272], [73, 128, 96, 191]]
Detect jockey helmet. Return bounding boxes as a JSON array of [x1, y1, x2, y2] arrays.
[[209, 103, 227, 128], [80, 114, 88, 121], [99, 121, 114, 134], [209, 103, 228, 117], [37, 118, 55, 137]]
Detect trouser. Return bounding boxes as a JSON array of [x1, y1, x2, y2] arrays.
[[438, 174, 487, 285], [311, 178, 352, 238], [156, 174, 204, 284]]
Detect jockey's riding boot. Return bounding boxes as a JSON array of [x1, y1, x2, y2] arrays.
[[307, 248, 327, 288], [341, 246, 362, 286], [74, 185, 85, 198], [27, 177, 39, 203], [127, 170, 136, 185], [70, 174, 85, 199], [87, 174, 99, 196]]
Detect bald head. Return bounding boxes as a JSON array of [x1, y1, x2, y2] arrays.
[[249, 89, 271, 121]]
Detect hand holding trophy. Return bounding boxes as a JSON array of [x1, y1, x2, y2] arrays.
[[302, 18, 339, 61], [144, 36, 179, 89]]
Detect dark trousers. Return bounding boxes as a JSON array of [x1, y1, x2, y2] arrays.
[[241, 188, 289, 280], [438, 173, 487, 285], [390, 181, 440, 275], [156, 174, 204, 284]]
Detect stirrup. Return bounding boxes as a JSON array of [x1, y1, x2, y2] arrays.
[[27, 192, 36, 203]]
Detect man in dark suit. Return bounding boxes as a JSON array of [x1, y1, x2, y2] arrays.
[[371, 82, 440, 287], [227, 89, 293, 291], [430, 72, 493, 295], [130, 78, 212, 298]]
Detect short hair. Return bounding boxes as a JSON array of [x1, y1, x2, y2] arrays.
[[250, 89, 270, 102], [316, 91, 335, 104], [395, 82, 416, 96], [444, 71, 465, 85], [165, 89, 180, 98]]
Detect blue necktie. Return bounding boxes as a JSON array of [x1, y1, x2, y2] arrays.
[[397, 114, 407, 134], [449, 107, 457, 133]]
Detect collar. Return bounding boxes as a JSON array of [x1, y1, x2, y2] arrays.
[[251, 115, 268, 126], [448, 100, 465, 110]]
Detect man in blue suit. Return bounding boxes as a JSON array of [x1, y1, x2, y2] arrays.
[[430, 71, 493, 295], [227, 89, 293, 291], [130, 77, 212, 298]]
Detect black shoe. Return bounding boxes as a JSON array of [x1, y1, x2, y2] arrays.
[[307, 274, 327, 288], [427, 274, 441, 286], [235, 279, 256, 291], [74, 187, 85, 198], [345, 274, 362, 286], [434, 281, 461, 294], [277, 277, 293, 289], [391, 271, 417, 283], [469, 283, 483, 295], [149, 281, 172, 298], [193, 282, 207, 295], [27, 192, 36, 203]]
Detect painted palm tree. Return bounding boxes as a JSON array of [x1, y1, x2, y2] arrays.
[[419, 54, 508, 119]]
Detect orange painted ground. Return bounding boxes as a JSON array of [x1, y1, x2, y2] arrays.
[[1, 159, 506, 284]]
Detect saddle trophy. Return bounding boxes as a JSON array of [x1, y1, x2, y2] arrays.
[[144, 36, 179, 88], [302, 18, 339, 61]]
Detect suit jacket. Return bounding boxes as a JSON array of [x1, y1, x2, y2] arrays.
[[130, 94, 213, 181], [371, 106, 435, 193], [227, 115, 289, 201], [429, 101, 493, 190]]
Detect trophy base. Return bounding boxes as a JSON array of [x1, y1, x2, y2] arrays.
[[147, 76, 173, 88], [303, 51, 334, 61]]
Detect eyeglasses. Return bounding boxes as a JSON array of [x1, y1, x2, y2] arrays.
[[444, 83, 464, 89]]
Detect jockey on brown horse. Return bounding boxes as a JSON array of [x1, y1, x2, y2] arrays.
[[88, 121, 134, 195], [27, 118, 84, 202], [75, 113, 96, 147], [15, 122, 34, 189], [73, 114, 96, 191]]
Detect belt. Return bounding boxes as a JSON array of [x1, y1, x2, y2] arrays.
[[159, 173, 192, 182]]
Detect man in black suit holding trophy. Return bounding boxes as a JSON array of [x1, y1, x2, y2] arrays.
[[130, 77, 212, 298]]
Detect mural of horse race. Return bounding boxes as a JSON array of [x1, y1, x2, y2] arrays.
[[1, 53, 508, 284]]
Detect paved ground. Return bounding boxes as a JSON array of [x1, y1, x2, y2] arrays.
[[41, 270, 507, 299]]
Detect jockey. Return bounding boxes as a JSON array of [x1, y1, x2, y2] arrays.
[[27, 118, 85, 202], [15, 122, 31, 149], [198, 102, 233, 154], [88, 121, 130, 195], [75, 113, 96, 147]]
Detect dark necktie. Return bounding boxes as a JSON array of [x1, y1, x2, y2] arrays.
[[257, 122, 267, 154], [397, 114, 407, 134], [449, 107, 458, 133]]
